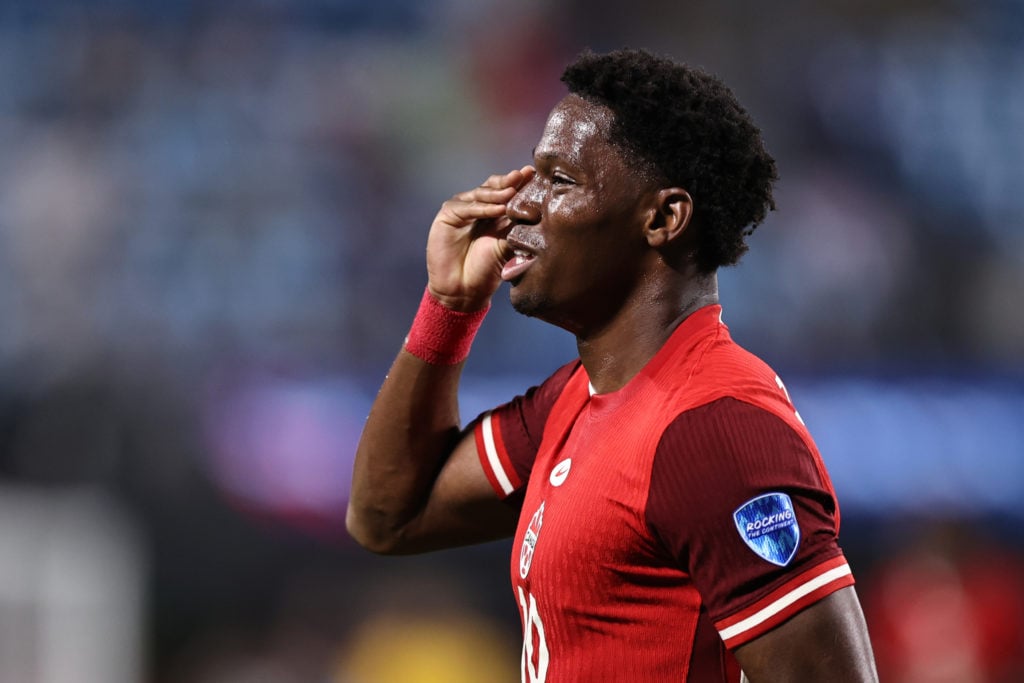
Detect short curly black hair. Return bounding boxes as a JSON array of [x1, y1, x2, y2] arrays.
[[561, 48, 777, 272]]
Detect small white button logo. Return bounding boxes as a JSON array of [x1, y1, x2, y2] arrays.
[[549, 459, 572, 486]]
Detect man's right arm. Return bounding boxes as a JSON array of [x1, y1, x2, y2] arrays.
[[345, 348, 518, 554], [345, 167, 535, 554]]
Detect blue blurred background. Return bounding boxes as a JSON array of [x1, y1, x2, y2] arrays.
[[0, 0, 1022, 681]]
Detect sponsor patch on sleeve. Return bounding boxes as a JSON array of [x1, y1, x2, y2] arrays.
[[733, 493, 800, 566]]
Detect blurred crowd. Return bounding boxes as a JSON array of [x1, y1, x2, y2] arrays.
[[0, 0, 1021, 681]]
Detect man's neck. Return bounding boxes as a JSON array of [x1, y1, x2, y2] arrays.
[[577, 273, 719, 395]]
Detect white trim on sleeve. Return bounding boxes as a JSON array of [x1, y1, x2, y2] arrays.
[[482, 412, 515, 496], [717, 563, 853, 642]]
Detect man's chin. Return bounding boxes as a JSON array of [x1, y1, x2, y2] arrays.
[[509, 288, 547, 319]]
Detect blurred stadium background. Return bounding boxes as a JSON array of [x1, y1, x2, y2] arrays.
[[0, 0, 1021, 681]]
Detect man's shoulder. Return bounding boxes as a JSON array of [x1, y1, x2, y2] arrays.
[[646, 328, 814, 442], [705, 333, 778, 386], [669, 327, 780, 401]]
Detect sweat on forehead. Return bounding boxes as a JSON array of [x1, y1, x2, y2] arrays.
[[535, 96, 660, 182], [536, 97, 608, 160]]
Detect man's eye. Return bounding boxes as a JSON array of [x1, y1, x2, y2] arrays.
[[552, 174, 573, 185]]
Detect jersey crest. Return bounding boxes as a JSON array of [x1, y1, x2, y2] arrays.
[[520, 501, 545, 579], [733, 493, 800, 566]]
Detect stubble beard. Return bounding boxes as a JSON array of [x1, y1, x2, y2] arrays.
[[510, 285, 581, 335], [509, 286, 548, 320]]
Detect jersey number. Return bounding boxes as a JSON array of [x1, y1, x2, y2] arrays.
[[775, 375, 805, 425], [517, 587, 549, 683]]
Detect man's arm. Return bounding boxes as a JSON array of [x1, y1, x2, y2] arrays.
[[345, 167, 534, 554], [734, 586, 879, 682]]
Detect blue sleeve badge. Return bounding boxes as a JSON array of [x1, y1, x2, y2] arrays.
[[733, 493, 800, 566]]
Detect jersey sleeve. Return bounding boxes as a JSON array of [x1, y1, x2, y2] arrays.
[[645, 397, 855, 650], [470, 360, 580, 501]]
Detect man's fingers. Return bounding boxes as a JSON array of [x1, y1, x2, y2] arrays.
[[480, 173, 509, 189], [441, 198, 509, 225], [514, 165, 536, 188], [452, 166, 536, 202], [439, 166, 536, 230], [482, 168, 524, 189], [452, 185, 516, 204], [469, 214, 512, 240], [479, 165, 537, 190]]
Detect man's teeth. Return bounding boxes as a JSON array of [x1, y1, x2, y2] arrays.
[[514, 250, 531, 258]]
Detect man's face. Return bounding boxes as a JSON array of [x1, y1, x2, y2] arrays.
[[503, 95, 655, 334]]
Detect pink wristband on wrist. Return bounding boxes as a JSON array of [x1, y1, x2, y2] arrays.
[[404, 286, 489, 365]]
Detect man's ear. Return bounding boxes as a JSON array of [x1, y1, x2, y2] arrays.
[[644, 188, 693, 248]]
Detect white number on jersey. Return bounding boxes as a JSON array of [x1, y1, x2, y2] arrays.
[[775, 375, 805, 425], [517, 587, 549, 683]]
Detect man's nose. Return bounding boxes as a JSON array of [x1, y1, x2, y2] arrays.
[[507, 177, 542, 224]]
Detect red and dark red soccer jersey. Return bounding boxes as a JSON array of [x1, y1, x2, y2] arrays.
[[473, 304, 855, 682]]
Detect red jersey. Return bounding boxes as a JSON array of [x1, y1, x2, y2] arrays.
[[473, 305, 854, 682]]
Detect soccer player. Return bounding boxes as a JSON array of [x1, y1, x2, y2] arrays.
[[347, 48, 879, 682]]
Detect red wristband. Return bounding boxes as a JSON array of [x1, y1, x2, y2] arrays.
[[404, 287, 489, 365]]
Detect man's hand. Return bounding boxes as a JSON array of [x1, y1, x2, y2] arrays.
[[347, 170, 533, 554], [426, 166, 535, 312]]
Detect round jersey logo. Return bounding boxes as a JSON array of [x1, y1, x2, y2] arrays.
[[519, 502, 545, 579], [549, 459, 572, 486]]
